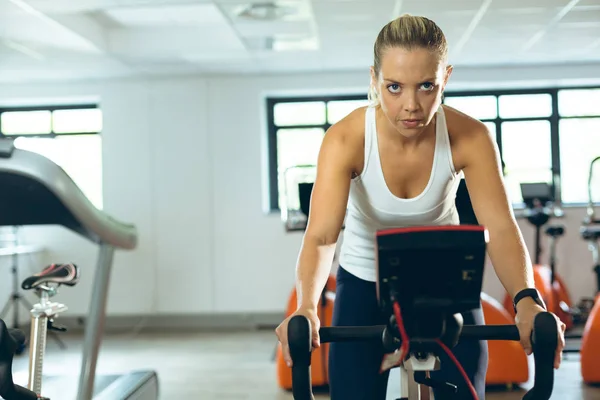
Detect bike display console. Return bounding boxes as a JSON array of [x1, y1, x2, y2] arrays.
[[376, 226, 487, 351]]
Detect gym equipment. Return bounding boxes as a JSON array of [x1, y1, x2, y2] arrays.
[[277, 178, 530, 390], [276, 275, 335, 390], [579, 155, 600, 384], [480, 293, 529, 387], [281, 164, 316, 232], [502, 183, 575, 330], [0, 318, 38, 400], [0, 264, 78, 400], [0, 227, 56, 354], [287, 226, 558, 400], [23, 263, 80, 396], [0, 138, 158, 399]]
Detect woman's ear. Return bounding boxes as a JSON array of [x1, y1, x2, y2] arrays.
[[442, 64, 454, 90], [369, 67, 379, 92]]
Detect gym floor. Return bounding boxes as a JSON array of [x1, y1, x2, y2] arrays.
[[10, 329, 600, 400]]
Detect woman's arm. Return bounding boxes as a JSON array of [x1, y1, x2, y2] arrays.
[[454, 118, 567, 360], [296, 120, 357, 311], [459, 123, 536, 303]]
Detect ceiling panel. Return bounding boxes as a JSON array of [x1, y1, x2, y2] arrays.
[[103, 3, 227, 26], [233, 20, 314, 38], [560, 8, 600, 24], [401, 0, 491, 13], [0, 15, 104, 53], [479, 7, 557, 30], [488, 0, 572, 9], [16, 0, 121, 14], [0, 0, 599, 81], [108, 25, 246, 56]]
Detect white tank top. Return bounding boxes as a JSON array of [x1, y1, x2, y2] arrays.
[[338, 105, 462, 282]]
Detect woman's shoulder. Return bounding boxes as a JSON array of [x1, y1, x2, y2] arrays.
[[442, 104, 498, 169], [442, 104, 490, 135], [319, 106, 368, 175], [442, 104, 494, 144], [325, 105, 368, 149]]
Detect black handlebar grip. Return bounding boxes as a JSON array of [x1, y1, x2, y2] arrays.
[[523, 312, 558, 400], [11, 385, 39, 400], [288, 315, 313, 400]]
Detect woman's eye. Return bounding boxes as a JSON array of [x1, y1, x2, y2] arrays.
[[388, 84, 401, 93], [421, 82, 435, 91]]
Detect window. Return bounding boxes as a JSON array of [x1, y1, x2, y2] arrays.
[[501, 120, 553, 203], [498, 94, 553, 119], [267, 86, 600, 211], [277, 128, 323, 211], [557, 87, 600, 204], [0, 104, 103, 209], [267, 95, 368, 211], [558, 89, 600, 117], [443, 91, 557, 205], [559, 118, 600, 204], [443, 96, 497, 120]]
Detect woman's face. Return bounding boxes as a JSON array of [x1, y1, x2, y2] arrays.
[[371, 46, 452, 139]]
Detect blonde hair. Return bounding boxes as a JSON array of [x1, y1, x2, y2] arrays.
[[368, 14, 448, 106]]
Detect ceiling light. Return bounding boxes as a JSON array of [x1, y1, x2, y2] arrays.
[[235, 2, 296, 21]]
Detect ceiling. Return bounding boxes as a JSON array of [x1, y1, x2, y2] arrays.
[[0, 0, 599, 83]]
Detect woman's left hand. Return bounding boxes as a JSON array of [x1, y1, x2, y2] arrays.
[[515, 300, 566, 369]]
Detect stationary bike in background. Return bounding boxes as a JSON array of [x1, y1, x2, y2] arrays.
[[0, 263, 80, 400], [579, 155, 600, 384], [502, 183, 576, 330]]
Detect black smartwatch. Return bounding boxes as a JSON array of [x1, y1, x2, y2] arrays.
[[513, 288, 546, 313]]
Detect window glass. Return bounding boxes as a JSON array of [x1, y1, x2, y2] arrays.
[[274, 101, 326, 126], [327, 99, 369, 124], [558, 89, 600, 117], [276, 128, 324, 210], [53, 108, 103, 133], [559, 118, 600, 204], [1, 110, 52, 135], [443, 96, 497, 120], [498, 94, 552, 119], [501, 120, 553, 204]]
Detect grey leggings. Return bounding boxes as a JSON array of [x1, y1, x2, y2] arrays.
[[328, 266, 488, 400]]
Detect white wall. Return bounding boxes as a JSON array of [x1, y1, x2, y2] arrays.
[[0, 61, 599, 322]]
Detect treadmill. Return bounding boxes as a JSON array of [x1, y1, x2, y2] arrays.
[[0, 138, 158, 400]]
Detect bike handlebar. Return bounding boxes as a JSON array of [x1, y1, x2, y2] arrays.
[[0, 319, 38, 400], [288, 311, 558, 400]]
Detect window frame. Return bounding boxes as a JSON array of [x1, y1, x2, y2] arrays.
[[0, 103, 101, 138], [267, 94, 368, 211], [266, 85, 600, 212]]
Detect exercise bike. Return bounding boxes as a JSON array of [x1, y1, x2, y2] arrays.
[[0, 263, 79, 400], [287, 225, 558, 400], [579, 155, 600, 384]]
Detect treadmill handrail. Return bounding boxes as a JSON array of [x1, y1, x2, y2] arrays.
[[0, 146, 137, 249]]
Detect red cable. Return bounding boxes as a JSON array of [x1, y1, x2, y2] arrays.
[[392, 302, 410, 363], [435, 338, 479, 400], [391, 300, 478, 400]]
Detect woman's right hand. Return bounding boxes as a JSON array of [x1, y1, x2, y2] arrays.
[[275, 307, 321, 367]]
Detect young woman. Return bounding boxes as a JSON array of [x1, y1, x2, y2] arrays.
[[275, 14, 566, 399]]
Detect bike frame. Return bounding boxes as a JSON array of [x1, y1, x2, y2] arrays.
[[26, 285, 67, 396]]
